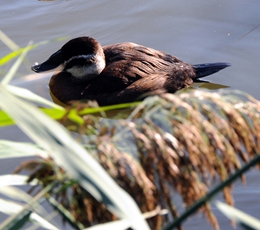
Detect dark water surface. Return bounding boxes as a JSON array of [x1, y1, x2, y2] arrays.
[[1, 0, 260, 229]]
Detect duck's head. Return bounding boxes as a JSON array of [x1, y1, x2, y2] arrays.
[[31, 37, 106, 81]]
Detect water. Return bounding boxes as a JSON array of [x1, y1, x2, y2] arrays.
[[1, 0, 260, 229]]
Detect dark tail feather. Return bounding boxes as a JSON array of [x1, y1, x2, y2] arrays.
[[193, 62, 230, 79]]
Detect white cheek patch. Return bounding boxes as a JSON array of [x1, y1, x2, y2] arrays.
[[65, 54, 105, 79], [66, 66, 92, 78], [95, 55, 106, 75]]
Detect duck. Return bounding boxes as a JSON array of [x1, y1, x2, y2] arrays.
[[31, 36, 230, 106]]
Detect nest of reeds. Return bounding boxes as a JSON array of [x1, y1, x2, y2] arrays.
[[16, 89, 260, 230]]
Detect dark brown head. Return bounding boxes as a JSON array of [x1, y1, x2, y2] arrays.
[[31, 36, 106, 81]]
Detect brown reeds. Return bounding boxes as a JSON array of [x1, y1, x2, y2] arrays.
[[16, 89, 260, 229]]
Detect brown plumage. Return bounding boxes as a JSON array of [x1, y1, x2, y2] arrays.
[[31, 37, 230, 106]]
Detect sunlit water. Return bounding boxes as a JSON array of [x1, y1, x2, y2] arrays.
[[1, 0, 260, 229]]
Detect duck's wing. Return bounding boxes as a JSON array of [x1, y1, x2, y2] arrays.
[[84, 43, 194, 93], [105, 74, 169, 105]]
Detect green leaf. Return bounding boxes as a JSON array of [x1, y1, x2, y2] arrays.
[[0, 47, 31, 67], [0, 107, 83, 128], [0, 36, 68, 67], [77, 101, 141, 115], [1, 44, 31, 85], [0, 100, 141, 128], [0, 110, 14, 126]]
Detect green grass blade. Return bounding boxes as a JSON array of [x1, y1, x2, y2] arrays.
[[0, 37, 68, 67], [0, 99, 140, 128], [0, 48, 31, 67], [0, 107, 83, 128], [78, 101, 141, 115], [0, 110, 14, 126], [1, 44, 32, 85]]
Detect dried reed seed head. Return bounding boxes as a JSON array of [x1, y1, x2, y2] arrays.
[[15, 89, 260, 229]]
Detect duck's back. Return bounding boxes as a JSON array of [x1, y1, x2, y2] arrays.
[[103, 42, 195, 81]]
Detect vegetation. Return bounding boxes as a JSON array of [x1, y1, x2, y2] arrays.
[[1, 32, 260, 230]]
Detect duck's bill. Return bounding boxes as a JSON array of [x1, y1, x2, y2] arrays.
[[31, 49, 63, 73]]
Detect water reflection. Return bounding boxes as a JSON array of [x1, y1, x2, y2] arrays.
[[192, 82, 230, 90]]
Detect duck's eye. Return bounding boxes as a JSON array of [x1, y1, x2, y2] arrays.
[[65, 56, 95, 70]]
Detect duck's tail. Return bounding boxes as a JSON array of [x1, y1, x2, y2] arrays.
[[193, 62, 230, 79]]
